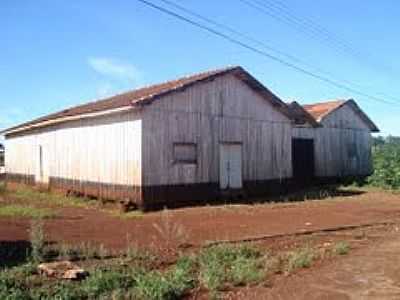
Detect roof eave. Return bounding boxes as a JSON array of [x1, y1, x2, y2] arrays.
[[1, 105, 139, 137]]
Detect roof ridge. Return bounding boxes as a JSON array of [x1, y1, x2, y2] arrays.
[[1, 65, 256, 135], [60, 65, 241, 112]]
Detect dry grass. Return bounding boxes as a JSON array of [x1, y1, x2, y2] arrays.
[[0, 204, 55, 219], [8, 185, 95, 208], [153, 209, 190, 248], [108, 209, 144, 219]]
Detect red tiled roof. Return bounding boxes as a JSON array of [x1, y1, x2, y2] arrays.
[[303, 99, 379, 132], [302, 100, 345, 121], [3, 66, 291, 135]]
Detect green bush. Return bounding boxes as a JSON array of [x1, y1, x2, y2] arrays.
[[368, 140, 400, 189]]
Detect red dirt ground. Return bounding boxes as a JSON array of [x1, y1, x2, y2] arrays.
[[1, 187, 400, 251], [2, 187, 400, 299]]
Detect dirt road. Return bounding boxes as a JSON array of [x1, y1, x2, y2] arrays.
[[229, 230, 400, 300], [2, 186, 400, 298], [1, 188, 400, 250]]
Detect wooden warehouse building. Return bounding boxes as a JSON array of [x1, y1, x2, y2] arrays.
[[1, 66, 379, 210]]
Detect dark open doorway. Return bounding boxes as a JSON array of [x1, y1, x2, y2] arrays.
[[292, 138, 315, 184]]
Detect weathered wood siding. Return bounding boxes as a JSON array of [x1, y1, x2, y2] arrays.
[[142, 74, 293, 187], [5, 110, 142, 200], [293, 104, 373, 177]]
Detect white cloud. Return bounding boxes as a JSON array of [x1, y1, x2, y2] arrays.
[[88, 57, 142, 85]]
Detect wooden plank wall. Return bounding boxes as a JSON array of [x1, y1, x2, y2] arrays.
[[293, 104, 373, 177], [5, 110, 142, 189], [142, 74, 293, 187]]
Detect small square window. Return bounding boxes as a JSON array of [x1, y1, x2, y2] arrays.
[[173, 143, 197, 164]]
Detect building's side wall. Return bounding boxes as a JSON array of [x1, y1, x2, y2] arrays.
[[142, 74, 292, 208], [5, 110, 143, 204], [293, 104, 373, 178]]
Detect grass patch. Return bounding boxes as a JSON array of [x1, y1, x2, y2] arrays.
[[135, 256, 195, 300], [0, 204, 55, 219], [333, 241, 350, 255], [109, 210, 144, 219], [286, 246, 316, 272], [56, 242, 111, 261], [10, 185, 93, 208], [81, 267, 138, 298], [125, 244, 158, 269], [199, 244, 264, 292], [0, 237, 333, 299], [0, 259, 195, 300]]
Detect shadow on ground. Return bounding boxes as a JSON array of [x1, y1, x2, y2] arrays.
[[0, 240, 31, 269], [160, 185, 367, 211], [284, 185, 365, 202]]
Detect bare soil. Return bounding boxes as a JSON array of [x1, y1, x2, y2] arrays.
[[1, 187, 400, 249], [1, 186, 400, 299]]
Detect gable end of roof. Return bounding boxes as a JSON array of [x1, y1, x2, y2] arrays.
[[303, 99, 379, 132]]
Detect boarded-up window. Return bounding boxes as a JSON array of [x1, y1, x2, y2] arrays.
[[173, 143, 197, 164]]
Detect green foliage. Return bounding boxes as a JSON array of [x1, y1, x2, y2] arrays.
[[0, 264, 36, 300], [0, 257, 194, 300], [230, 256, 264, 286], [135, 256, 195, 300], [368, 137, 400, 189], [0, 241, 336, 299], [198, 244, 264, 292], [81, 267, 137, 298], [333, 241, 350, 255], [286, 247, 316, 272], [11, 186, 91, 208]]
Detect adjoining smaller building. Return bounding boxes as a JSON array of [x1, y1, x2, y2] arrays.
[[289, 99, 379, 183]]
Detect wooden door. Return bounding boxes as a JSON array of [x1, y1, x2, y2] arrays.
[[219, 143, 243, 189]]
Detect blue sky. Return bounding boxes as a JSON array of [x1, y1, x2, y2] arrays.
[[1, 0, 399, 140]]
